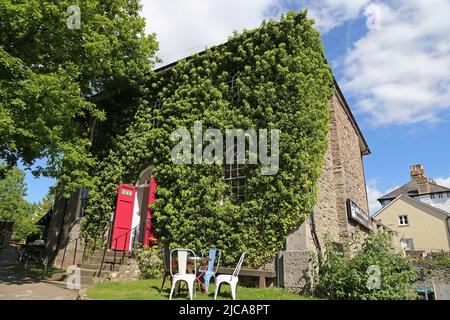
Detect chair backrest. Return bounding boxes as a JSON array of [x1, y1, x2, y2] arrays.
[[205, 248, 221, 272], [170, 248, 196, 276], [232, 252, 246, 277]]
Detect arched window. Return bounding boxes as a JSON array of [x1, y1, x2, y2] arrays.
[[226, 72, 240, 104], [150, 100, 162, 128]]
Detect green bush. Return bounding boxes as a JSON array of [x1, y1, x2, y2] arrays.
[[315, 232, 419, 300], [135, 246, 164, 279], [428, 251, 450, 267]]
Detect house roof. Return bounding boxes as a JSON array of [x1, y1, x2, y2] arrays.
[[378, 180, 450, 201], [373, 194, 450, 218]]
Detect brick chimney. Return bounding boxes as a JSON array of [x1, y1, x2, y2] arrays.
[[410, 164, 431, 194]]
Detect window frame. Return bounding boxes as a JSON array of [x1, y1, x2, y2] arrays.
[[398, 215, 409, 226], [401, 238, 414, 251], [223, 142, 246, 203]]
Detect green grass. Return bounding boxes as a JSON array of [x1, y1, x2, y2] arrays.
[[86, 278, 316, 300], [13, 263, 64, 279]]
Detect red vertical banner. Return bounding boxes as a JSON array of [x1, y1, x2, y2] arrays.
[[144, 179, 157, 247], [111, 184, 136, 251]]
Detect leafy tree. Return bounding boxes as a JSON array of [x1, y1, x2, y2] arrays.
[[315, 232, 419, 300], [0, 0, 159, 196], [32, 191, 55, 220], [0, 163, 37, 239]]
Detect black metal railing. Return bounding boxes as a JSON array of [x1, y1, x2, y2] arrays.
[[97, 224, 141, 277]]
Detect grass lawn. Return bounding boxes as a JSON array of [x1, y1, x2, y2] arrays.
[[13, 263, 64, 279], [86, 278, 316, 300]]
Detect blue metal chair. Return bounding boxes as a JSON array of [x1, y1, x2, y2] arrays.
[[200, 248, 221, 293]]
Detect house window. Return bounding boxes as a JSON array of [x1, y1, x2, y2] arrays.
[[224, 163, 246, 202], [430, 194, 435, 199], [150, 100, 162, 127], [224, 144, 246, 203], [401, 239, 414, 251], [399, 215, 409, 226], [227, 72, 240, 104], [438, 193, 443, 199], [79, 188, 89, 218]]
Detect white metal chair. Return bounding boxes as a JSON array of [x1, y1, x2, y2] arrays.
[[214, 252, 246, 300], [169, 248, 197, 300]]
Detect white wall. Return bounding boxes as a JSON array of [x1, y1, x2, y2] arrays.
[[413, 193, 450, 214]]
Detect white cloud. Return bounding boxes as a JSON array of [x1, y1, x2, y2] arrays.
[[435, 177, 450, 189], [367, 179, 399, 215], [341, 0, 450, 126], [300, 0, 369, 32], [367, 179, 383, 214], [141, 0, 279, 66], [141, 1, 450, 126], [141, 0, 371, 66]]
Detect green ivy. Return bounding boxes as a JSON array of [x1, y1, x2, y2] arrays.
[[82, 11, 334, 267]]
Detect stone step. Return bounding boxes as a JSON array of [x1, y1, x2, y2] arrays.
[[83, 256, 129, 265], [80, 263, 122, 272], [61, 248, 130, 259], [79, 267, 111, 278]]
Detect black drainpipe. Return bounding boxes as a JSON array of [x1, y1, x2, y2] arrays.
[[446, 217, 450, 247], [310, 211, 322, 256]]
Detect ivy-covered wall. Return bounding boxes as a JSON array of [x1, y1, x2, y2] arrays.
[[82, 11, 335, 267]]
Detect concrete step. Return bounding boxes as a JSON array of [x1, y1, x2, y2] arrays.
[[79, 263, 122, 272]]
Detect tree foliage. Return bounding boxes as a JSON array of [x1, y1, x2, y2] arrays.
[[82, 11, 334, 267], [316, 232, 419, 300], [0, 163, 37, 239], [0, 0, 158, 196]]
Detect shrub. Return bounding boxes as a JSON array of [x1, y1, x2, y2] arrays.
[[428, 251, 450, 268], [135, 246, 164, 279], [315, 232, 419, 300]]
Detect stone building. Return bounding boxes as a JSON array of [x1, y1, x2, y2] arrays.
[[43, 52, 372, 291], [278, 83, 372, 291]]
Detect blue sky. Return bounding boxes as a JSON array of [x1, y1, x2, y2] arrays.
[[22, 0, 450, 214]]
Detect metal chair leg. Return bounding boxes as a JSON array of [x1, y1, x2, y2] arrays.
[[160, 273, 168, 292]]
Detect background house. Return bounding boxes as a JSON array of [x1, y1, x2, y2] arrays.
[[374, 165, 450, 253]]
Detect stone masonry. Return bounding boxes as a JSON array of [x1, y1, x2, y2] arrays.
[[281, 88, 370, 292]]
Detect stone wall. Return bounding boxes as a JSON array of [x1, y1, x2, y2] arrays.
[[413, 265, 450, 299], [45, 190, 84, 268], [282, 91, 370, 291]]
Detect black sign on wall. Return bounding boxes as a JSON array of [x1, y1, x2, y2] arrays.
[[346, 199, 373, 231]]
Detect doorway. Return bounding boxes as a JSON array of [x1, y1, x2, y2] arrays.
[[131, 165, 157, 248]]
